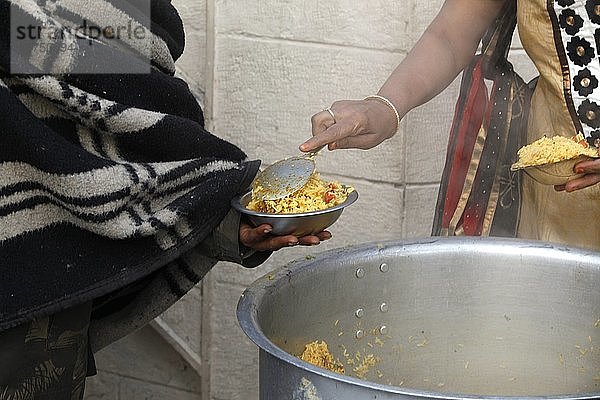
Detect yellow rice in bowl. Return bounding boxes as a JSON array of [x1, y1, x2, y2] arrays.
[[247, 173, 354, 214], [511, 134, 598, 170]]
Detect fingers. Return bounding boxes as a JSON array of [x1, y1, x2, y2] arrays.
[[574, 158, 600, 173], [316, 231, 332, 241], [301, 121, 356, 152], [241, 226, 300, 252], [300, 135, 327, 153], [297, 231, 332, 245], [553, 159, 600, 192], [298, 236, 320, 246], [334, 132, 386, 150], [563, 173, 600, 192], [302, 109, 337, 152], [302, 102, 357, 152], [301, 98, 399, 152], [240, 223, 332, 252], [259, 233, 328, 251], [552, 159, 600, 192], [312, 109, 336, 134], [268, 235, 302, 251], [240, 223, 273, 245]]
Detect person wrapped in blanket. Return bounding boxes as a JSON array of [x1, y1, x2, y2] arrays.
[[301, 0, 600, 250], [0, 1, 330, 398]]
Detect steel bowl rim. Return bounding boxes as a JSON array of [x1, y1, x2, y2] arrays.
[[236, 236, 600, 400], [512, 155, 595, 174], [231, 189, 358, 218]]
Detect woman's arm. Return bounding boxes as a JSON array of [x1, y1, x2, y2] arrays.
[[301, 0, 508, 152]]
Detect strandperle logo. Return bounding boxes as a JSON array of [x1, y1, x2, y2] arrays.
[[10, 1, 152, 74], [15, 19, 148, 43]]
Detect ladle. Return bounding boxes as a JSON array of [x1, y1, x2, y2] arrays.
[[252, 145, 325, 201]]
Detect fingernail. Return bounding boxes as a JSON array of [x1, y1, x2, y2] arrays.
[[288, 241, 299, 246], [263, 228, 272, 234], [575, 167, 585, 174], [299, 144, 308, 151]]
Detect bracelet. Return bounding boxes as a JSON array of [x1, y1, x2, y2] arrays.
[[363, 94, 401, 135]]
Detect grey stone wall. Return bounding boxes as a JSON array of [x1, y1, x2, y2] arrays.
[[85, 1, 537, 399]]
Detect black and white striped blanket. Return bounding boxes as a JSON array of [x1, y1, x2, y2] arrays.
[[0, 0, 259, 331]]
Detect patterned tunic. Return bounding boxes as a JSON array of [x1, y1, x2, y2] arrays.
[[517, 0, 600, 249]]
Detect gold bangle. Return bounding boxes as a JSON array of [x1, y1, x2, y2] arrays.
[[363, 94, 400, 135]]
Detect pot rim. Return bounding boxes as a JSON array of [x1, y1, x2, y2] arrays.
[[236, 236, 600, 400]]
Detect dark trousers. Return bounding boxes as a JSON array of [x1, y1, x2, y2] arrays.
[[0, 302, 93, 400]]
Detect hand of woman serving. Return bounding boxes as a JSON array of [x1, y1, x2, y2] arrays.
[[300, 97, 400, 152], [555, 158, 600, 192]]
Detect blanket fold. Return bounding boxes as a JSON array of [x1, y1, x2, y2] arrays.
[[0, 0, 259, 331]]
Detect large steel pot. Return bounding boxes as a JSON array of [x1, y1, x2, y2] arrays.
[[237, 237, 600, 399]]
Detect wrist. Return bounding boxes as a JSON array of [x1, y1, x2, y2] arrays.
[[363, 94, 401, 137]]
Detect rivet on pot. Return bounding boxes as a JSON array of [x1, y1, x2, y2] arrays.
[[379, 326, 388, 335], [355, 330, 365, 339], [355, 308, 364, 318], [380, 303, 389, 313], [356, 268, 365, 278], [379, 263, 389, 273]]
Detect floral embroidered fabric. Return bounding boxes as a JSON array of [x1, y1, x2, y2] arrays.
[[553, 0, 600, 144]]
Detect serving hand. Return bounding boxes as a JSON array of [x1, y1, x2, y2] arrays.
[[299, 98, 400, 152], [554, 158, 600, 192]]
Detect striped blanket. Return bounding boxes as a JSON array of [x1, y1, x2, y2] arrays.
[[0, 0, 260, 333]]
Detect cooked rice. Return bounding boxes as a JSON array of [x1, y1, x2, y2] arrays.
[[299, 340, 345, 374], [352, 353, 380, 379], [512, 134, 598, 169], [248, 173, 354, 214]]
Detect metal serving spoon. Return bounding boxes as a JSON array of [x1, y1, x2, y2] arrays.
[[252, 145, 325, 201]]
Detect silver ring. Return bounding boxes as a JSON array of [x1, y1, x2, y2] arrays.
[[324, 107, 336, 123]]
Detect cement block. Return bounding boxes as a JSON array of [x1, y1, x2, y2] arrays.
[[212, 35, 405, 183], [119, 378, 201, 400], [85, 370, 200, 400], [409, 0, 445, 43], [202, 279, 259, 400], [159, 286, 203, 357], [403, 184, 440, 238], [91, 325, 201, 393], [216, 0, 411, 52], [173, 0, 208, 92]]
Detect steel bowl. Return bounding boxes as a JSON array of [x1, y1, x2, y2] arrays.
[[511, 155, 596, 185], [237, 237, 600, 399], [231, 190, 358, 236]]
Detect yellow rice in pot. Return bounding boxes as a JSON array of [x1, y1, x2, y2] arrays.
[[248, 173, 354, 214], [299, 340, 345, 374]]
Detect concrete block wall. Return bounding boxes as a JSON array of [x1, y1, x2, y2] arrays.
[[203, 2, 446, 399], [85, 2, 537, 400]]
